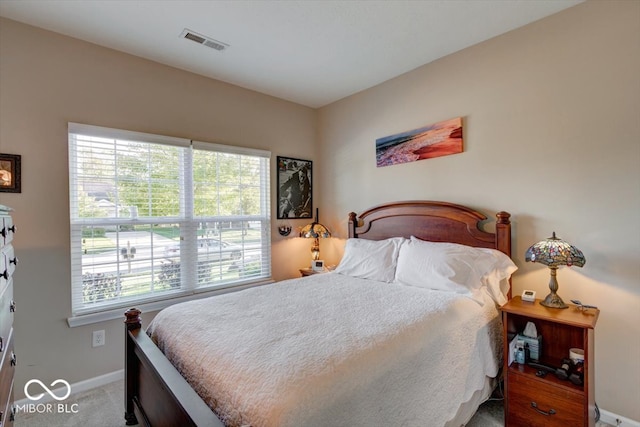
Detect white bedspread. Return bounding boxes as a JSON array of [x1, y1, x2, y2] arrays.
[[147, 273, 503, 427]]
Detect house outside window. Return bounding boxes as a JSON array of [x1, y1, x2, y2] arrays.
[[68, 123, 271, 324]]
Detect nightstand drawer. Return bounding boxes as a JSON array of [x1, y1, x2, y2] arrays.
[[507, 372, 583, 426]]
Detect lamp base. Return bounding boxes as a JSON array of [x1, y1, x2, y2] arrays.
[[540, 292, 568, 309]]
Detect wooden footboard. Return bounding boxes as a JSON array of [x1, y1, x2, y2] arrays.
[[124, 308, 223, 427]]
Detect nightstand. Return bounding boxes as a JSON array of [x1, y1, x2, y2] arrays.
[[299, 268, 327, 277], [501, 296, 599, 426]]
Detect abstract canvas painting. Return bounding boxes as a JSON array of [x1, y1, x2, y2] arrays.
[[376, 117, 463, 167]]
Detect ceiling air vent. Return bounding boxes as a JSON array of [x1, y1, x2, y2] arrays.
[[180, 29, 229, 52]]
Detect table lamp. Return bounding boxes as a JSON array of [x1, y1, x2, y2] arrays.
[[525, 232, 585, 309], [299, 208, 330, 261]]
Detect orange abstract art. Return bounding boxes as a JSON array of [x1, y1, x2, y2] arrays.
[[376, 117, 463, 167]]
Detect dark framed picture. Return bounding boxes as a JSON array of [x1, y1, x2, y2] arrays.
[[0, 153, 21, 193], [277, 156, 312, 219]]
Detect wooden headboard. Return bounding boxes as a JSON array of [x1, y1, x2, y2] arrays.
[[348, 201, 511, 257]]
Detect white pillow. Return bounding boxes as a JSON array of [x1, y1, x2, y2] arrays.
[[334, 237, 405, 282], [476, 248, 518, 305], [395, 237, 517, 303]]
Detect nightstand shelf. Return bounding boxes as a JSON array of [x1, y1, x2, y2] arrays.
[[501, 296, 599, 426]]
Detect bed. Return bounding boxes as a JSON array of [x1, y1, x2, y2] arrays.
[[124, 200, 514, 427]]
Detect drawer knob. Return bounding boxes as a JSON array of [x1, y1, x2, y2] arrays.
[[531, 401, 556, 416], [8, 225, 16, 234], [0, 269, 7, 280], [0, 336, 3, 352], [10, 351, 16, 366], [9, 257, 17, 266], [10, 300, 16, 312]]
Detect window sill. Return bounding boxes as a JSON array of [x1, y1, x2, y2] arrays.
[[67, 278, 274, 327]]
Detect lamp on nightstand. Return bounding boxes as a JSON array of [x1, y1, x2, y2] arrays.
[[525, 232, 585, 309], [300, 208, 331, 261]]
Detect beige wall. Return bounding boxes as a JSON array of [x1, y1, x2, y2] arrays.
[[318, 0, 640, 420], [1, 0, 639, 421], [0, 17, 317, 400]]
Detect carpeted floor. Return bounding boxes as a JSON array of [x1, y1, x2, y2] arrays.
[[15, 379, 503, 427], [13, 379, 612, 427], [15, 379, 130, 427]]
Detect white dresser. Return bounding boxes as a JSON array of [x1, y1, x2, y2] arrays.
[[0, 206, 16, 427]]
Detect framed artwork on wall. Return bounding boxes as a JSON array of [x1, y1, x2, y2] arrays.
[[277, 156, 312, 219], [376, 117, 463, 167], [0, 153, 21, 193]]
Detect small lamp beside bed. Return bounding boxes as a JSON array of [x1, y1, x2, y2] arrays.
[[525, 231, 586, 309], [299, 208, 331, 262]]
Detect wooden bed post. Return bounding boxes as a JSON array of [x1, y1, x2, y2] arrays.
[[125, 307, 142, 330], [495, 211, 511, 257], [495, 212, 513, 300], [348, 212, 358, 238], [124, 308, 141, 426]]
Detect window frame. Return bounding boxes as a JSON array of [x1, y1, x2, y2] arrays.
[[67, 123, 272, 326]]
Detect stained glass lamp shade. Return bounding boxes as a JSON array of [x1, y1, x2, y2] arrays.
[[525, 232, 586, 309], [300, 209, 331, 261]]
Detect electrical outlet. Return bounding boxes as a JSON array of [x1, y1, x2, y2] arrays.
[[92, 330, 105, 347]]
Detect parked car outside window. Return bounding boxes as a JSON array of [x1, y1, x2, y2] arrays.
[[164, 238, 242, 262]]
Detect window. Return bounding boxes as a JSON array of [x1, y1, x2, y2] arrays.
[[68, 123, 271, 322]]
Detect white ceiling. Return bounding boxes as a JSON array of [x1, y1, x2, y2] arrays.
[[0, 0, 582, 108]]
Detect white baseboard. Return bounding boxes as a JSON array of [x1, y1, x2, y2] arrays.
[[599, 409, 640, 427], [15, 369, 124, 407]]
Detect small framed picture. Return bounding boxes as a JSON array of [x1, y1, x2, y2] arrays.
[[277, 156, 312, 219], [312, 260, 325, 271], [0, 153, 21, 193]]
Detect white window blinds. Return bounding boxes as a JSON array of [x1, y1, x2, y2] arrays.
[[69, 123, 271, 317]]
